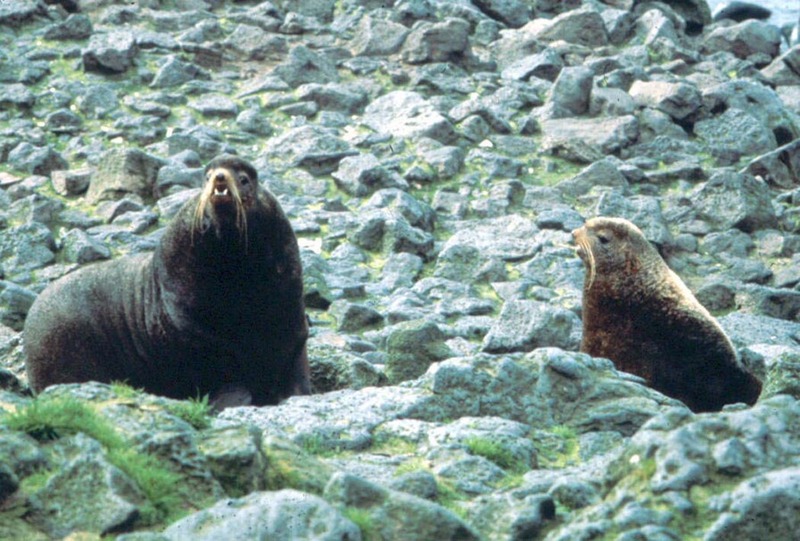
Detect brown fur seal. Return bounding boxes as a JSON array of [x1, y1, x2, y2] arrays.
[[24, 155, 310, 407], [572, 217, 761, 412]]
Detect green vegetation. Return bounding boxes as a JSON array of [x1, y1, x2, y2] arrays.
[[2, 396, 186, 526], [166, 394, 212, 430], [393, 456, 431, 477], [370, 436, 418, 456], [534, 425, 581, 469], [344, 507, 379, 540], [436, 477, 470, 520], [464, 437, 524, 472], [110, 381, 143, 399], [299, 432, 340, 457]]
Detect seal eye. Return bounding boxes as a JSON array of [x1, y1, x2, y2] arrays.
[[597, 233, 610, 245], [239, 174, 250, 185]]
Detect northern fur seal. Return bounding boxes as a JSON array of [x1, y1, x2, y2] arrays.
[[573, 217, 761, 412], [24, 155, 310, 406]]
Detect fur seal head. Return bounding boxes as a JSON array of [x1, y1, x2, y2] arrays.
[[573, 217, 662, 294], [572, 216, 762, 412], [194, 154, 259, 242]]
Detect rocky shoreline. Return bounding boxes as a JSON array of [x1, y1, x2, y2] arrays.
[[2, 0, 800, 539]]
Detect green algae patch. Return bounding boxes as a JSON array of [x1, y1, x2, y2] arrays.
[[262, 435, 335, 495], [2, 396, 189, 526], [533, 425, 581, 469]]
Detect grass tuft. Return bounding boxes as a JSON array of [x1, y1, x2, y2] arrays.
[[166, 395, 212, 430], [464, 437, 524, 472], [3, 396, 187, 526]]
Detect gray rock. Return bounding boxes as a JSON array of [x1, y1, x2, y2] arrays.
[[501, 47, 563, 82], [308, 341, 386, 393], [188, 94, 239, 118], [594, 192, 673, 246], [330, 300, 384, 333], [62, 229, 112, 264], [541, 115, 639, 158], [155, 165, 203, 196], [29, 434, 147, 539], [235, 108, 273, 137], [223, 23, 287, 61], [762, 351, 800, 400], [401, 18, 470, 65], [546, 66, 594, 117], [45, 108, 83, 135], [51, 168, 92, 196], [555, 157, 629, 197], [76, 84, 120, 119], [86, 148, 166, 204], [735, 284, 800, 321], [386, 320, 454, 384], [164, 489, 360, 541], [332, 154, 407, 197], [348, 209, 435, 259], [44, 13, 92, 40], [527, 7, 608, 47], [196, 425, 267, 498], [705, 467, 800, 540], [0, 83, 35, 109], [693, 171, 777, 233], [272, 45, 339, 88], [482, 300, 581, 353], [628, 80, 701, 122], [351, 15, 409, 56], [0, 222, 56, 275], [324, 472, 479, 541], [0, 0, 42, 25], [702, 79, 800, 144], [589, 86, 636, 116], [296, 83, 369, 115], [742, 138, 800, 189], [362, 189, 434, 232], [695, 108, 777, 159], [720, 312, 800, 348], [0, 430, 47, 479], [7, 143, 67, 176], [363, 91, 456, 144], [82, 31, 139, 73], [265, 125, 356, 176], [0, 280, 37, 331], [275, 0, 336, 22], [151, 56, 208, 88], [440, 215, 539, 263], [703, 19, 781, 62]]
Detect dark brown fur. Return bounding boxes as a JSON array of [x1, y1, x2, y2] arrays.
[[24, 155, 310, 407], [573, 217, 761, 412]]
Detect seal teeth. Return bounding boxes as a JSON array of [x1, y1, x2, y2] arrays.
[[214, 188, 229, 196]]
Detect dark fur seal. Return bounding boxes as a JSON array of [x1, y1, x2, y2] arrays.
[[573, 217, 761, 412], [24, 155, 310, 406]]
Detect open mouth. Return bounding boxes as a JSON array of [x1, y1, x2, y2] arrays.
[[211, 184, 234, 204]]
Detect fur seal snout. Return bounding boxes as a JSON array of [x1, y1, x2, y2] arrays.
[[573, 217, 762, 412], [24, 155, 310, 407]]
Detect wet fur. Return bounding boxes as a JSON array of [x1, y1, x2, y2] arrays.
[[573, 217, 762, 412], [24, 155, 310, 407]]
